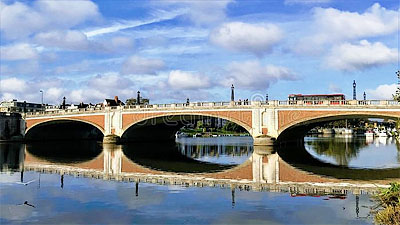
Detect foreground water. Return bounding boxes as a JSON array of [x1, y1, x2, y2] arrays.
[[0, 136, 399, 224]]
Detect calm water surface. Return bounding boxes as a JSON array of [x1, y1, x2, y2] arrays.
[[1, 136, 399, 224], [305, 135, 400, 169]]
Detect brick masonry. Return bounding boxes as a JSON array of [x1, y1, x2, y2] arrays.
[[26, 115, 105, 133], [278, 110, 400, 132], [122, 110, 253, 131]]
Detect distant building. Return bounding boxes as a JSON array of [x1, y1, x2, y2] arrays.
[[0, 99, 44, 113], [45, 105, 61, 113], [125, 97, 150, 105], [103, 96, 125, 107]]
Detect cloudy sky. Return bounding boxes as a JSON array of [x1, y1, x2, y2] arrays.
[[0, 0, 399, 105]]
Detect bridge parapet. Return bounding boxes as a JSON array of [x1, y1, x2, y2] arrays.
[[25, 100, 400, 118]]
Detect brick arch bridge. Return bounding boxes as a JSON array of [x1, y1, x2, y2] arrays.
[[24, 100, 400, 144]]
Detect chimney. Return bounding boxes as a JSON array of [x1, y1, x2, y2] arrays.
[[114, 96, 119, 104]]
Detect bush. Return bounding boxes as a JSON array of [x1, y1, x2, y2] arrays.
[[373, 183, 400, 225]]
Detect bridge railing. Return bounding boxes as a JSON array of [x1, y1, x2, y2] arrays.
[[25, 100, 400, 117]]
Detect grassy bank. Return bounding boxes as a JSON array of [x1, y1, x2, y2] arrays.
[[373, 182, 400, 225]]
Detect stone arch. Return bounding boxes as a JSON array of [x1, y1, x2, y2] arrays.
[[25, 118, 105, 140], [26, 118, 105, 135], [121, 112, 253, 142], [277, 111, 400, 141], [122, 112, 252, 134]]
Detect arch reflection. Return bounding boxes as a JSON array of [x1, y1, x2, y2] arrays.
[[25, 141, 102, 164], [122, 142, 235, 173]]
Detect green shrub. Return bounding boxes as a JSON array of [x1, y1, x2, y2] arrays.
[[373, 183, 400, 225]]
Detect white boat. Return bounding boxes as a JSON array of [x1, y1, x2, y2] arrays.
[[342, 128, 353, 134], [378, 130, 387, 137], [364, 130, 374, 137]]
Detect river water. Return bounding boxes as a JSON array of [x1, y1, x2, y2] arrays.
[[0, 135, 399, 224]]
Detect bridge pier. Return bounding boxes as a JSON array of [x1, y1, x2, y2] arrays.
[[253, 135, 276, 146], [103, 135, 120, 144]]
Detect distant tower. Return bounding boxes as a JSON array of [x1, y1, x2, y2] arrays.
[[266, 93, 269, 103], [353, 80, 356, 100], [137, 91, 141, 105], [231, 84, 235, 102], [363, 92, 366, 100]]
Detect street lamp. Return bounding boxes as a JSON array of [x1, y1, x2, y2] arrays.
[[39, 90, 44, 106]]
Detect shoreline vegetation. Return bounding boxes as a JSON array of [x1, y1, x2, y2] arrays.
[[178, 121, 250, 137], [373, 182, 400, 225]]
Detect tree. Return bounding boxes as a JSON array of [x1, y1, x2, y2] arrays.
[[393, 88, 400, 102], [394, 71, 400, 102], [222, 122, 246, 133]]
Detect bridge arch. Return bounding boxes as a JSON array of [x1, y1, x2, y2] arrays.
[[277, 111, 400, 142], [121, 113, 252, 142], [25, 118, 105, 141]]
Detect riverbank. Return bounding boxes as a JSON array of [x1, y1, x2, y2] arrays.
[[178, 128, 249, 137]]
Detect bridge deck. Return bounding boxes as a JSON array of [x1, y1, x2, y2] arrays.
[[25, 100, 400, 118]]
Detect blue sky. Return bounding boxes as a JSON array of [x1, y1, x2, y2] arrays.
[[0, 0, 399, 104]]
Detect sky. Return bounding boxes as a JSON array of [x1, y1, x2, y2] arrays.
[[0, 0, 399, 105]]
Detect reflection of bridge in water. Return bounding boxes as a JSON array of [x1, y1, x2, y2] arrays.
[[4, 143, 395, 195]]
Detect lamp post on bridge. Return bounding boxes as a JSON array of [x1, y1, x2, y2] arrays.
[[62, 97, 66, 109], [137, 91, 141, 105], [231, 84, 235, 102], [39, 90, 44, 106]]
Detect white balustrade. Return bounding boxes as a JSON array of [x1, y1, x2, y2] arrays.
[[24, 99, 400, 117]]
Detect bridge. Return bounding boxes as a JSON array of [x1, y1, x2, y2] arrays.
[[24, 100, 400, 144]]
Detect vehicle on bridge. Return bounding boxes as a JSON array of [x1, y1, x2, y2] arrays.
[[288, 94, 345, 105]]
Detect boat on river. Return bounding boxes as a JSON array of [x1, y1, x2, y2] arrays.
[[364, 130, 374, 138]]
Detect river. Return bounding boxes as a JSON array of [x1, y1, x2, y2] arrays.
[[0, 135, 399, 224]]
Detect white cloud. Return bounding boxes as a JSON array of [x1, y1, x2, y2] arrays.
[[121, 56, 165, 75], [293, 3, 399, 55], [84, 9, 184, 37], [0, 75, 137, 104], [210, 22, 283, 56], [46, 87, 64, 103], [284, 0, 331, 5], [0, 78, 28, 93], [154, 1, 232, 26], [0, 0, 100, 40], [223, 60, 297, 90], [34, 30, 90, 50], [325, 40, 397, 71], [167, 70, 210, 90], [307, 3, 397, 45], [366, 83, 397, 100], [0, 43, 38, 60], [183, 0, 233, 25], [110, 37, 134, 50], [87, 74, 133, 90]]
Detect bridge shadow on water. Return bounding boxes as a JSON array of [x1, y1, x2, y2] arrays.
[[25, 141, 103, 164], [277, 142, 400, 180], [122, 141, 235, 173]]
